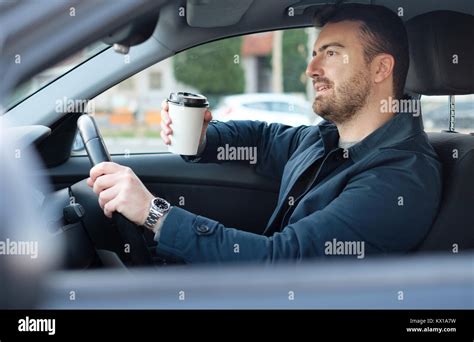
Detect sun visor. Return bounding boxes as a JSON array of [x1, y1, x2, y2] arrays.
[[186, 0, 254, 28]]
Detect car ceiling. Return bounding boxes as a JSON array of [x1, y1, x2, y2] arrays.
[[155, 0, 474, 54]]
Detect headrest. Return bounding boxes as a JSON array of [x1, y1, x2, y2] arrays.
[[405, 11, 474, 95]]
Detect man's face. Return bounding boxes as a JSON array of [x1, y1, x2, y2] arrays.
[[306, 21, 372, 124]]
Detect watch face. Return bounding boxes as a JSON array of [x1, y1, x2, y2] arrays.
[[153, 197, 170, 211]]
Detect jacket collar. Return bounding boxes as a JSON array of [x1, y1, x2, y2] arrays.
[[317, 111, 424, 162]]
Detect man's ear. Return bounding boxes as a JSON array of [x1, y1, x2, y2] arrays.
[[372, 54, 395, 84]]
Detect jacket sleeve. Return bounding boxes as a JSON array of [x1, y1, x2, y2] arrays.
[[155, 152, 441, 263], [183, 120, 312, 180]]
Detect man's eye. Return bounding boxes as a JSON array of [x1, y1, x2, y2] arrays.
[[327, 50, 336, 57]]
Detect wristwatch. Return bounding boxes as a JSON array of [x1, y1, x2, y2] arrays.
[[143, 197, 171, 230]]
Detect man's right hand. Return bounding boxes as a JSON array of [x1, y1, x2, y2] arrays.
[[160, 100, 213, 147]]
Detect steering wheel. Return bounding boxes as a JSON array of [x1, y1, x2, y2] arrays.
[[77, 114, 153, 266]]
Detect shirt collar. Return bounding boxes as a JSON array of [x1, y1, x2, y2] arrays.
[[317, 111, 424, 162]]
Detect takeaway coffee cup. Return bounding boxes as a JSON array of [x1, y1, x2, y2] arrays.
[[167, 92, 209, 155]]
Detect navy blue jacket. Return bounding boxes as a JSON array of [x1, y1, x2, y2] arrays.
[[156, 112, 442, 263]]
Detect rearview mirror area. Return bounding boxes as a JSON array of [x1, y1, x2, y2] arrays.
[[101, 10, 160, 54]]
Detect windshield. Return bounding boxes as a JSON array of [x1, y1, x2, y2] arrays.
[[5, 42, 107, 110]]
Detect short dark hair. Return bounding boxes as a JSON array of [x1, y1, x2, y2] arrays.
[[314, 4, 409, 99]]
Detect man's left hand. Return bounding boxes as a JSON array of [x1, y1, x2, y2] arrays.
[[87, 162, 154, 226]]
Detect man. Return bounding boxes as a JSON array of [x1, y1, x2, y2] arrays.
[[88, 4, 442, 263]]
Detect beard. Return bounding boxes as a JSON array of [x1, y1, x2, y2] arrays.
[[312, 70, 371, 125]]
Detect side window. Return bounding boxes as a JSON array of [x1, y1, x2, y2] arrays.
[[421, 95, 474, 133], [77, 28, 317, 155]]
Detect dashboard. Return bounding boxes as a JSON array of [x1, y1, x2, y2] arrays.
[[4, 124, 100, 269]]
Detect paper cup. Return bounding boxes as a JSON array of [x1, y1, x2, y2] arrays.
[[167, 92, 208, 155]]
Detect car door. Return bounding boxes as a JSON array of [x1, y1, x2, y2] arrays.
[[47, 151, 280, 235]]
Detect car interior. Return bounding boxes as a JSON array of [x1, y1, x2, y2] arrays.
[[2, 0, 473, 271], [1, 1, 473, 312], [404, 10, 474, 252]]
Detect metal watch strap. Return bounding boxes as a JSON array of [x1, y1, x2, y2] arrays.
[[143, 205, 162, 230], [143, 198, 168, 230]]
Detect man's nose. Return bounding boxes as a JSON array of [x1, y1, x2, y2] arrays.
[[306, 56, 323, 79]]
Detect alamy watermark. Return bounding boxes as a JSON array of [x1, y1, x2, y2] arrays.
[[380, 96, 420, 117], [18, 316, 55, 335], [55, 96, 95, 114], [217, 144, 257, 164], [324, 238, 365, 259], [0, 238, 38, 259]]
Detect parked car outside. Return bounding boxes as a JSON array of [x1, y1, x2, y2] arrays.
[[213, 93, 322, 126]]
